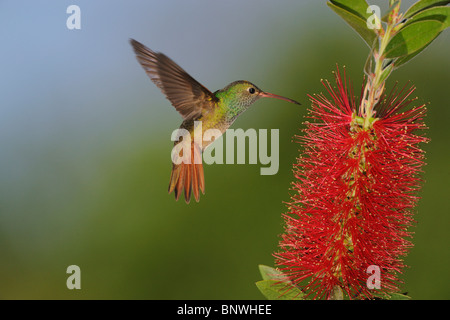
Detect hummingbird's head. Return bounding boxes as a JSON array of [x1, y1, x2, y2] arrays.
[[221, 80, 263, 107], [221, 80, 300, 108]]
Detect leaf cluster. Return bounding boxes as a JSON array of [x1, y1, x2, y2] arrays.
[[328, 0, 449, 68]]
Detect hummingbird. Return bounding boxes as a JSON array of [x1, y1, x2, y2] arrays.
[[130, 39, 300, 203]]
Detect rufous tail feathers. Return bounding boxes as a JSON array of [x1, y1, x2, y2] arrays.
[[168, 143, 205, 203]]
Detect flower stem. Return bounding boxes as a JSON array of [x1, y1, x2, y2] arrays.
[[361, 1, 402, 130]]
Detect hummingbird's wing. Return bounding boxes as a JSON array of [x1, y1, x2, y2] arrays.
[[130, 39, 218, 120]]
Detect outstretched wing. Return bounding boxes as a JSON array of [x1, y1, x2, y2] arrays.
[[130, 39, 218, 120]]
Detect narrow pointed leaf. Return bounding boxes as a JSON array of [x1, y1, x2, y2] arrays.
[[328, 2, 378, 48], [385, 20, 444, 58], [256, 280, 304, 300], [389, 293, 412, 300], [364, 37, 379, 75], [394, 37, 436, 68], [402, 6, 450, 29], [329, 0, 371, 20], [364, 53, 373, 76], [258, 265, 286, 281], [404, 0, 450, 19], [394, 6, 449, 67]]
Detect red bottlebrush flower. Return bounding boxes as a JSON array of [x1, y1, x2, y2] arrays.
[[275, 68, 428, 299]]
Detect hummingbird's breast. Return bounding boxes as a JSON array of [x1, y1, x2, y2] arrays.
[[176, 109, 231, 151]]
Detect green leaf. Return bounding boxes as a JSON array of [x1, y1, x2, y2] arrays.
[[329, 0, 372, 20], [402, 6, 450, 29], [363, 37, 379, 75], [388, 293, 412, 300], [385, 20, 444, 58], [256, 280, 304, 300], [394, 7, 449, 67], [394, 39, 435, 67], [258, 265, 286, 281], [328, 1, 378, 48], [404, 0, 450, 19]]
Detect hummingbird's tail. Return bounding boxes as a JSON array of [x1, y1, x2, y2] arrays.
[[168, 143, 205, 203]]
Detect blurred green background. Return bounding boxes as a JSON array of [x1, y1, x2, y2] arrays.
[[0, 0, 448, 299]]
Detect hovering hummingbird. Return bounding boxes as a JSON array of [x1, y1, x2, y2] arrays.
[[130, 39, 300, 203]]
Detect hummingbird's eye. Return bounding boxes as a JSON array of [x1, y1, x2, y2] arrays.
[[248, 87, 256, 94]]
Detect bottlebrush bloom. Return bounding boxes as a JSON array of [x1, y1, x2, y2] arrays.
[[275, 68, 428, 299]]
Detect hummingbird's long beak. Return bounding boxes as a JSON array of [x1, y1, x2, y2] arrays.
[[259, 91, 301, 105]]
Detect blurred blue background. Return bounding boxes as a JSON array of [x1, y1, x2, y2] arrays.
[[0, 0, 449, 299]]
